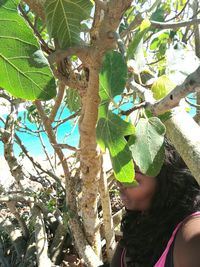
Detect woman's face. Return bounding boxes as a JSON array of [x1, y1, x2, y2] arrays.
[[117, 171, 157, 211]]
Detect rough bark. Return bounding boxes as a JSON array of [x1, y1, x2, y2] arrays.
[[35, 100, 103, 266], [79, 65, 102, 258], [2, 101, 24, 186], [78, 0, 133, 259]]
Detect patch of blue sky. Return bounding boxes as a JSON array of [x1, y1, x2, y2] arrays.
[[0, 94, 197, 156]]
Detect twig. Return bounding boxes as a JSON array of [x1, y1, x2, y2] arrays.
[[53, 110, 80, 129], [120, 13, 143, 38], [151, 18, 200, 30], [49, 82, 66, 123], [185, 97, 200, 107], [56, 143, 78, 151], [165, 0, 189, 22], [14, 133, 65, 192], [120, 102, 146, 116], [18, 5, 52, 54]]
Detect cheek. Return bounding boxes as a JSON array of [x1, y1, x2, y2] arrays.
[[126, 184, 156, 210]]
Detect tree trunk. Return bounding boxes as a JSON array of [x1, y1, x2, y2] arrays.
[[79, 63, 102, 258]]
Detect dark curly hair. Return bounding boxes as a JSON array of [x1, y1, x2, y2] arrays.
[[120, 140, 200, 267]]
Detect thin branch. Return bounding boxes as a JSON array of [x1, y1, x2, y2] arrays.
[[185, 97, 200, 107], [48, 46, 90, 66], [56, 143, 78, 151], [18, 5, 52, 54], [120, 13, 143, 38], [120, 102, 146, 116], [151, 18, 200, 30], [49, 82, 65, 123], [14, 133, 65, 191], [165, 0, 189, 22], [150, 66, 200, 115], [53, 110, 80, 129]]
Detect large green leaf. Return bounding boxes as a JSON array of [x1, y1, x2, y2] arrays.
[[129, 117, 166, 176], [97, 105, 136, 184], [44, 0, 93, 49], [0, 0, 56, 100], [99, 50, 127, 103]]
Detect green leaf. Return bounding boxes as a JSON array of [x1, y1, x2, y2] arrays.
[[65, 88, 81, 113], [97, 107, 136, 184], [150, 6, 165, 22], [44, 0, 93, 49], [151, 75, 175, 100], [0, 0, 56, 100], [127, 20, 150, 60], [129, 117, 166, 176], [99, 51, 127, 103]]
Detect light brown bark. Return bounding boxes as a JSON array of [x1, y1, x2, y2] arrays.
[[165, 109, 200, 184], [79, 65, 102, 258]]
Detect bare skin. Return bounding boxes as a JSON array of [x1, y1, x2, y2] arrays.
[[173, 215, 200, 267], [117, 171, 157, 211]]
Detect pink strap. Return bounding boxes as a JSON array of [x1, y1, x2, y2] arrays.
[[154, 211, 200, 267]]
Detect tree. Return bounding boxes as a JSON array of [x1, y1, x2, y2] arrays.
[[0, 0, 200, 266]]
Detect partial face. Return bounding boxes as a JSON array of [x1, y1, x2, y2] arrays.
[[117, 171, 157, 211]]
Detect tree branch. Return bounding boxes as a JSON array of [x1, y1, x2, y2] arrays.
[[150, 66, 200, 115], [49, 82, 65, 123], [18, 4, 52, 54], [34, 100, 103, 266], [151, 18, 200, 30]]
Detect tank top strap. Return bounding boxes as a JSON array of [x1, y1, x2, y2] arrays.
[[154, 211, 200, 267]]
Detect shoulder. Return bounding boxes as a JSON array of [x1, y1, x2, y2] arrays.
[[174, 214, 200, 267]]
